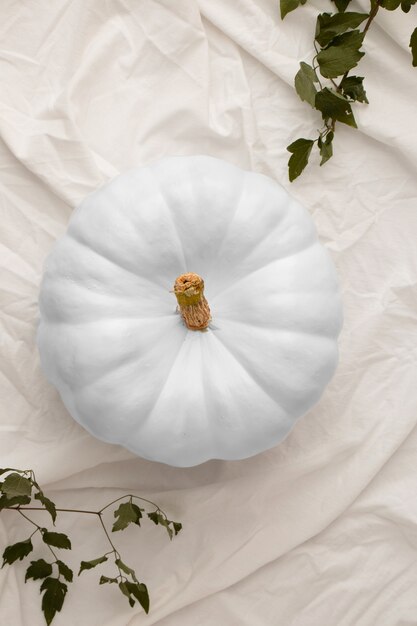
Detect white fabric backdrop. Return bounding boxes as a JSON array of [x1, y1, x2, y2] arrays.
[[1, 1, 417, 624]]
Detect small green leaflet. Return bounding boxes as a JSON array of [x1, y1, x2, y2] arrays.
[[317, 30, 365, 78], [40, 577, 68, 626], [99, 575, 118, 584], [78, 554, 108, 575], [331, 0, 352, 11], [42, 530, 71, 550], [25, 559, 53, 583], [401, 0, 417, 11], [2, 538, 33, 567], [112, 501, 143, 532], [339, 75, 368, 103], [35, 491, 57, 525], [318, 132, 334, 165], [147, 511, 175, 539], [280, 0, 307, 19], [294, 62, 319, 107], [0, 493, 31, 510], [119, 581, 150, 613], [410, 28, 417, 67], [125, 581, 150, 614], [287, 139, 314, 182], [115, 557, 139, 582], [173, 522, 182, 536], [315, 12, 369, 48], [56, 560, 73, 582], [0, 468, 16, 476], [1, 472, 32, 498], [380, 0, 401, 8], [315, 88, 357, 127]]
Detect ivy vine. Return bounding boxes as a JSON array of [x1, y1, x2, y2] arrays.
[[281, 0, 417, 180], [0, 468, 182, 625]]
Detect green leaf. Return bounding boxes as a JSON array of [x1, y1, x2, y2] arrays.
[[280, 0, 304, 19], [2, 538, 33, 567], [25, 559, 53, 583], [339, 75, 369, 103], [315, 12, 369, 48], [173, 522, 183, 536], [286, 138, 314, 182], [78, 555, 108, 575], [410, 28, 417, 67], [126, 581, 150, 614], [40, 577, 68, 626], [401, 0, 417, 11], [0, 468, 15, 476], [0, 494, 31, 510], [294, 62, 319, 107], [1, 472, 32, 498], [56, 560, 73, 582], [317, 30, 365, 78], [34, 492, 57, 525], [112, 501, 143, 532], [331, 0, 352, 11], [119, 581, 135, 607], [99, 575, 118, 584], [380, 0, 401, 8], [42, 530, 71, 550], [315, 88, 357, 127], [147, 511, 159, 525], [115, 558, 138, 582], [319, 132, 334, 165]]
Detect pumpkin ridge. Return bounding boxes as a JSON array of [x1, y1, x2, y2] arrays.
[[148, 166, 188, 272], [209, 329, 291, 416]]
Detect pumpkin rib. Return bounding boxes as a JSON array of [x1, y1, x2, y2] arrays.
[[210, 239, 321, 302], [148, 166, 188, 273], [66, 230, 169, 292], [206, 171, 247, 280], [209, 329, 290, 417], [214, 312, 342, 340]]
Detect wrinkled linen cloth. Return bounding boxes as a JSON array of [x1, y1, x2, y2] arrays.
[[1, 1, 417, 625]]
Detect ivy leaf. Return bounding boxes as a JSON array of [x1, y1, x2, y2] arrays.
[[119, 581, 135, 607], [339, 75, 369, 103], [2, 538, 33, 567], [1, 472, 32, 498], [410, 28, 417, 67], [318, 132, 334, 165], [286, 138, 314, 182], [315, 12, 369, 48], [0, 468, 15, 476], [317, 30, 365, 78], [34, 492, 57, 525], [56, 560, 73, 582], [280, 0, 307, 19], [0, 493, 31, 510], [315, 88, 357, 127], [331, 0, 352, 11], [40, 577, 68, 626], [42, 530, 71, 550], [112, 501, 143, 532], [115, 557, 139, 582], [380, 0, 401, 8], [25, 559, 53, 583], [401, 0, 417, 11], [147, 511, 174, 539], [99, 575, 118, 584], [78, 555, 108, 575], [125, 581, 150, 614], [294, 62, 319, 107]]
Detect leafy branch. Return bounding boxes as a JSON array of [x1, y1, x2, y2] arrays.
[[280, 0, 417, 180], [0, 468, 182, 625]]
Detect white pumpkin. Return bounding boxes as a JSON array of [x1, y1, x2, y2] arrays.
[[37, 155, 343, 467]]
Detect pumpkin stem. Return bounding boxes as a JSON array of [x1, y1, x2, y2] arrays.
[[173, 272, 211, 331]]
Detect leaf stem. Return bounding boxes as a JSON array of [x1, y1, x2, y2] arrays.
[[17, 509, 60, 572]]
